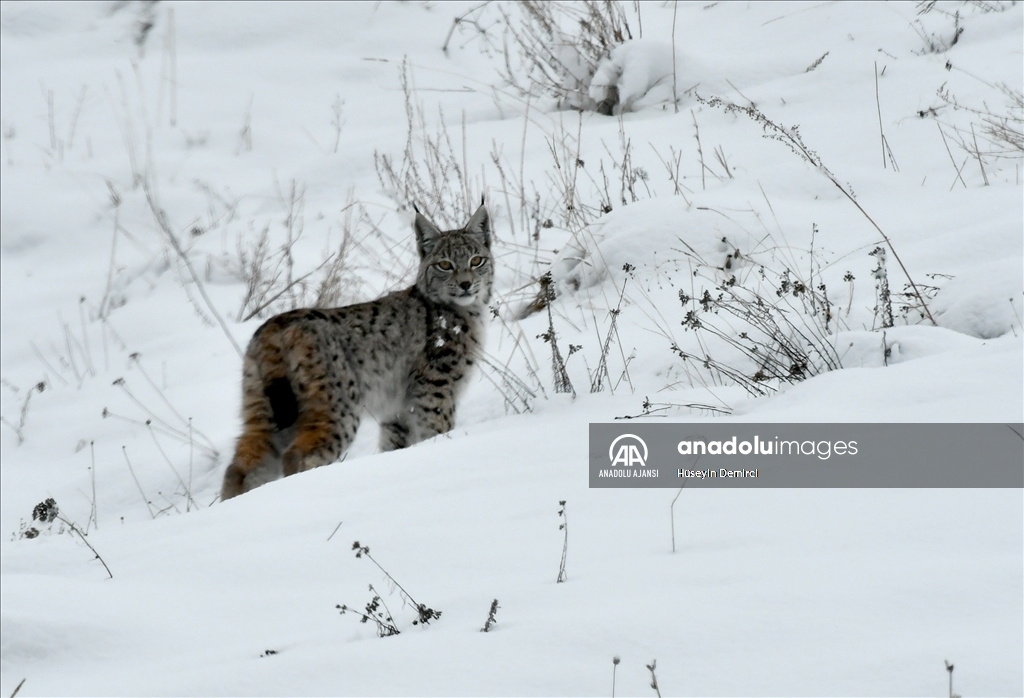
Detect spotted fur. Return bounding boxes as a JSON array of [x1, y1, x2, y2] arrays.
[[221, 205, 493, 500]]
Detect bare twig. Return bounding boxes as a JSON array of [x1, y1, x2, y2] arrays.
[[875, 62, 899, 171], [31, 499, 112, 579], [351, 542, 441, 626], [556, 499, 568, 583], [646, 659, 662, 698], [141, 179, 244, 356], [937, 123, 968, 188], [480, 599, 500, 632], [671, 1, 679, 113], [122, 446, 156, 519]]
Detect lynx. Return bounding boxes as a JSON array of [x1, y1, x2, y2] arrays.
[[221, 204, 493, 500]]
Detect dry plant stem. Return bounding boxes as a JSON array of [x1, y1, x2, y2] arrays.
[[55, 512, 113, 579], [704, 96, 936, 325], [544, 290, 575, 396], [241, 263, 324, 322], [591, 275, 628, 393], [147, 424, 198, 511], [489, 139, 518, 239], [336, 598, 400, 638], [169, 8, 177, 127], [66, 85, 87, 153], [236, 95, 253, 154], [519, 90, 532, 237], [671, 1, 679, 113], [612, 657, 620, 698], [142, 180, 243, 356], [670, 480, 687, 553], [122, 446, 156, 519], [556, 500, 568, 583], [498, 1, 632, 108], [10, 678, 26, 698], [441, 1, 494, 54], [30, 341, 68, 387], [187, 418, 194, 511], [352, 543, 439, 625], [331, 94, 344, 153], [874, 62, 899, 171], [478, 354, 536, 414], [78, 300, 94, 375], [692, 110, 707, 190], [713, 144, 733, 178], [937, 123, 968, 189], [103, 406, 215, 459], [875, 62, 885, 167], [646, 659, 662, 698], [113, 377, 216, 456], [480, 599, 500, 632], [649, 143, 692, 203], [948, 156, 969, 191], [871, 247, 894, 329], [89, 440, 98, 531], [129, 354, 218, 455], [970, 123, 989, 184], [278, 179, 305, 308], [0, 381, 44, 445], [367, 584, 397, 633], [35, 499, 113, 577]]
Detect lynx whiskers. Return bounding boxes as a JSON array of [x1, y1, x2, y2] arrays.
[[221, 204, 493, 500]]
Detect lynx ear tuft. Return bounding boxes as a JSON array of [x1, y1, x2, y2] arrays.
[[465, 204, 490, 248], [414, 211, 443, 256]]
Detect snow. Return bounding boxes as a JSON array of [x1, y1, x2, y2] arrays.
[[589, 39, 676, 114], [931, 258, 1022, 338], [1, 2, 1022, 696]]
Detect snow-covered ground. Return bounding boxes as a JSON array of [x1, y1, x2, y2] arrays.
[[1, 2, 1021, 695]]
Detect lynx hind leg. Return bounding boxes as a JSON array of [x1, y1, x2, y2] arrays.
[[280, 327, 362, 477], [222, 431, 279, 500], [281, 408, 360, 477], [222, 354, 286, 501]]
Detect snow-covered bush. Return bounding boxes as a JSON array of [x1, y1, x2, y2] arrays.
[[588, 39, 677, 115], [497, 1, 634, 111]]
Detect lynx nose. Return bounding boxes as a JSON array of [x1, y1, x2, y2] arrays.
[[459, 281, 472, 291]]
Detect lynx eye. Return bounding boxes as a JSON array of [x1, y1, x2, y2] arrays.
[[436, 260, 454, 271], [469, 255, 485, 268]]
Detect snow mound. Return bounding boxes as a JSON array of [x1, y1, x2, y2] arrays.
[[546, 197, 761, 295], [589, 39, 676, 114], [932, 259, 1022, 339], [836, 326, 989, 369]]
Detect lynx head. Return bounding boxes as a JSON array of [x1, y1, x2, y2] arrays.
[[414, 204, 493, 309]]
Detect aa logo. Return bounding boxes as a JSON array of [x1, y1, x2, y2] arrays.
[[608, 434, 648, 467]]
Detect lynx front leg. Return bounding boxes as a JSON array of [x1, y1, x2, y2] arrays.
[[379, 416, 412, 451], [396, 376, 457, 449]]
